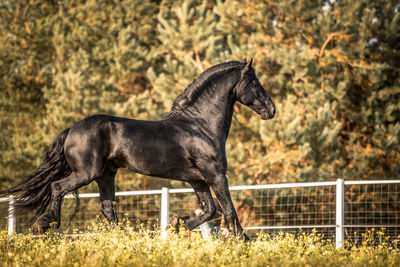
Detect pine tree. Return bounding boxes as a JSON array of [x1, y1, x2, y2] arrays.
[[41, 0, 159, 191], [0, 1, 59, 186], [1, 0, 399, 191]]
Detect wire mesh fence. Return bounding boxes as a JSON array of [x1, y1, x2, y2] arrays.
[[231, 185, 336, 227], [0, 201, 8, 231], [344, 182, 400, 244], [345, 183, 400, 225], [1, 179, 399, 247], [61, 192, 163, 233]]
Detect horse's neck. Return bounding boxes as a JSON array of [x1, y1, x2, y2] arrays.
[[184, 74, 238, 140]]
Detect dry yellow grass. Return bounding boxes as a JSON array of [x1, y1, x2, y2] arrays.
[[1, 223, 399, 266]]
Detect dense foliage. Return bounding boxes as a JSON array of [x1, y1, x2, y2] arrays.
[[1, 225, 400, 266], [1, 0, 399, 191]]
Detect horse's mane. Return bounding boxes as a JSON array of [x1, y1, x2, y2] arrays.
[[162, 61, 245, 119]]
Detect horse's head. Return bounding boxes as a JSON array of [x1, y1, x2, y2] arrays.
[[235, 59, 275, 120]]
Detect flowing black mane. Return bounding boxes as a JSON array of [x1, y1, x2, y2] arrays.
[[162, 61, 245, 119]]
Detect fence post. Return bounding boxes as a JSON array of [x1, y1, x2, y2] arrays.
[[8, 195, 16, 235], [160, 187, 169, 240], [336, 178, 344, 248]]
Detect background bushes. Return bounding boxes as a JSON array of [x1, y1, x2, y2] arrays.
[[0, 0, 399, 191]]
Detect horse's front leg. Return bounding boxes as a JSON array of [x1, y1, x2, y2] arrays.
[[195, 159, 248, 240], [209, 174, 249, 240], [169, 180, 216, 231]]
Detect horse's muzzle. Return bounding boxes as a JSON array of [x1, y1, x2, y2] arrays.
[[261, 104, 275, 120]]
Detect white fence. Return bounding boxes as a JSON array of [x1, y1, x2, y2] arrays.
[[1, 179, 400, 248]]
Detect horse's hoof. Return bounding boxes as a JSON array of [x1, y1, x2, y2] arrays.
[[168, 216, 189, 232], [32, 212, 57, 234], [242, 233, 251, 242]]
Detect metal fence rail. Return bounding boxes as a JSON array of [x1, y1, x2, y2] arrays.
[[1, 179, 400, 248]]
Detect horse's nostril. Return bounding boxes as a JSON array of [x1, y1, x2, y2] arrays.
[[267, 104, 275, 118]]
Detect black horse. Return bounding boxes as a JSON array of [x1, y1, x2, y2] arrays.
[[0, 59, 275, 238]]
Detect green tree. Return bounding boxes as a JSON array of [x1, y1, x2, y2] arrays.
[[1, 0, 399, 192], [0, 1, 59, 186]]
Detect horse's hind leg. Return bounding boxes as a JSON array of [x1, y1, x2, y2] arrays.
[[95, 169, 118, 223], [33, 171, 96, 234]]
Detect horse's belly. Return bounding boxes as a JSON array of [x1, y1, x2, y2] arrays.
[[127, 155, 189, 179], [106, 118, 198, 180], [111, 142, 191, 180]]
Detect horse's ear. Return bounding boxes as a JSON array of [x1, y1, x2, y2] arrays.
[[247, 58, 253, 69], [242, 58, 253, 74]]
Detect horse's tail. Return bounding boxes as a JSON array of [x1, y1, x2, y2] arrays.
[[0, 128, 73, 217]]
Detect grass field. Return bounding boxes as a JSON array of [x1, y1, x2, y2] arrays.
[[1, 223, 399, 266]]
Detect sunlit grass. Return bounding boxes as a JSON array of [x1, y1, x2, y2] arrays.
[[1, 222, 399, 266]]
